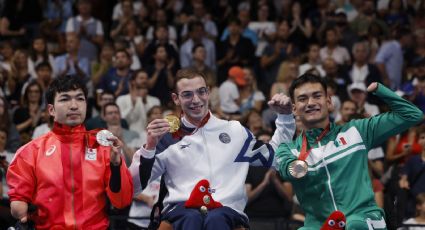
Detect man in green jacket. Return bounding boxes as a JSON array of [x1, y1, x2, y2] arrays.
[[276, 73, 423, 229]]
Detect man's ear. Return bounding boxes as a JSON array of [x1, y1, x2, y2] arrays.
[[172, 93, 180, 106], [292, 102, 297, 115], [47, 104, 55, 117]]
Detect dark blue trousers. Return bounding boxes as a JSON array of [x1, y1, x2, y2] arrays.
[[162, 202, 249, 230]]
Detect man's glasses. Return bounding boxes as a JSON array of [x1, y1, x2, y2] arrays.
[[177, 87, 209, 100]]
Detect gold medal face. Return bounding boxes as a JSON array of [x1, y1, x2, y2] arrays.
[[288, 160, 308, 178], [165, 115, 180, 133]]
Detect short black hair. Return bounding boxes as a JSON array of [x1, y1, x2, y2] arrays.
[[192, 43, 205, 53], [102, 102, 119, 116], [46, 75, 88, 105], [35, 61, 52, 71], [130, 69, 147, 81], [289, 73, 327, 100]]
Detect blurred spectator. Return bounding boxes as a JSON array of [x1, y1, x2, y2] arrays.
[[271, 60, 299, 98], [347, 82, 380, 117], [399, 125, 425, 219], [146, 8, 177, 43], [97, 49, 133, 97], [319, 27, 351, 65], [142, 23, 179, 68], [375, 26, 413, 89], [346, 41, 383, 105], [180, 20, 216, 70], [0, 97, 20, 152], [350, 0, 389, 38], [34, 62, 53, 93], [112, 0, 143, 21], [85, 90, 128, 131], [411, 71, 425, 114], [32, 107, 53, 139], [91, 42, 115, 86], [348, 41, 382, 84], [104, 102, 141, 166], [128, 177, 161, 230], [0, 127, 14, 229], [28, 37, 56, 79], [401, 193, 425, 229], [239, 67, 265, 115], [65, 0, 104, 62], [180, 2, 218, 41], [42, 0, 73, 33], [288, 1, 314, 53], [0, 41, 14, 74], [323, 57, 349, 101], [334, 11, 359, 52], [191, 44, 215, 84], [0, 0, 43, 47], [13, 81, 44, 145], [248, 4, 276, 56], [220, 8, 258, 46], [243, 110, 271, 136], [110, 0, 138, 40], [217, 18, 255, 85], [260, 19, 297, 94], [411, 29, 425, 66], [219, 66, 245, 117], [245, 138, 293, 230], [384, 0, 409, 27], [7, 49, 32, 107], [298, 43, 325, 77], [116, 69, 160, 134], [146, 44, 177, 108], [54, 33, 90, 79]]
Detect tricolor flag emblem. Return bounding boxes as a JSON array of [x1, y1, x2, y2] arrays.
[[335, 137, 347, 147]]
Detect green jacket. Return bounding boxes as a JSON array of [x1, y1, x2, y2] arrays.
[[276, 84, 423, 227]]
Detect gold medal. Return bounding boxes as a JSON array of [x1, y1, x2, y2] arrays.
[[165, 115, 180, 133], [288, 160, 308, 178]]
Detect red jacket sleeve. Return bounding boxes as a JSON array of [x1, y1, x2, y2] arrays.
[[6, 144, 37, 203], [105, 155, 134, 208]]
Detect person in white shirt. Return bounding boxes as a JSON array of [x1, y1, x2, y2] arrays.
[[299, 43, 325, 77], [347, 82, 380, 117], [320, 27, 351, 65], [218, 66, 246, 115], [116, 70, 160, 134]]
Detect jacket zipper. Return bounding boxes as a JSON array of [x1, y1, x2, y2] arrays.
[[201, 129, 213, 183], [318, 142, 338, 211], [70, 142, 77, 229]]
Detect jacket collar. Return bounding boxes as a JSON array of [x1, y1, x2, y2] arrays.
[[52, 122, 87, 142]]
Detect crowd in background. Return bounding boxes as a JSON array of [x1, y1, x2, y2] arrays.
[[0, 0, 425, 229]]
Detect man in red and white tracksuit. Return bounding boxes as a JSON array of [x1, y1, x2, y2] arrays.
[[7, 75, 133, 229]]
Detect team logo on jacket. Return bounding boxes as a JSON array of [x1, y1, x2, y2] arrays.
[[85, 148, 97, 161], [45, 145, 56, 156], [219, 133, 231, 143], [334, 137, 347, 147]]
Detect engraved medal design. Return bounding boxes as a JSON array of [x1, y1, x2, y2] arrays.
[[96, 130, 114, 146], [165, 115, 180, 133], [288, 160, 308, 178]]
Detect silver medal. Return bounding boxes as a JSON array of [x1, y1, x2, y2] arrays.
[[288, 160, 308, 178], [96, 130, 114, 146]]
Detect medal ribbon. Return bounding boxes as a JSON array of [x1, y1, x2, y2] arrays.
[[298, 123, 330, 161], [172, 112, 211, 139]]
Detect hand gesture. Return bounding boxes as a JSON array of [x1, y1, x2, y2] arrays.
[[145, 119, 171, 150], [107, 136, 123, 166], [267, 93, 292, 114]]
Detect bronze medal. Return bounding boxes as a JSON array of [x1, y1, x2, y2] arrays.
[[288, 160, 308, 178]]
